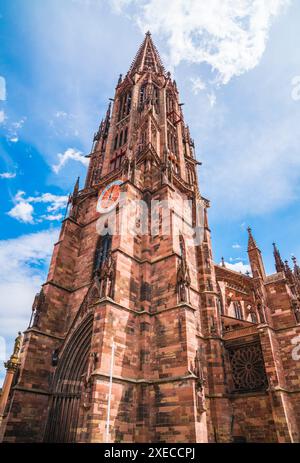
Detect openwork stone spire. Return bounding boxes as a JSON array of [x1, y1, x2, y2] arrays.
[[128, 31, 165, 76], [292, 255, 300, 278], [247, 227, 257, 251], [247, 227, 266, 279], [273, 242, 285, 273]]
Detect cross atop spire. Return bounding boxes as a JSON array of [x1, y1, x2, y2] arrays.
[[128, 32, 165, 76]]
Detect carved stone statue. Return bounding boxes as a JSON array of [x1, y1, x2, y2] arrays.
[[177, 236, 191, 303], [196, 382, 207, 413], [160, 162, 167, 185], [31, 289, 45, 328], [52, 348, 59, 367], [130, 158, 136, 184], [97, 250, 116, 299], [206, 279, 213, 291], [12, 332, 23, 359], [167, 159, 173, 184], [81, 352, 98, 410], [84, 352, 98, 387], [209, 316, 217, 335], [82, 380, 92, 410], [177, 258, 191, 303], [92, 163, 103, 185], [292, 301, 300, 323], [122, 155, 130, 179], [193, 348, 206, 413], [257, 303, 266, 323], [194, 348, 204, 381]]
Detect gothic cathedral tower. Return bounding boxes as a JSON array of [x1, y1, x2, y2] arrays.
[[3, 33, 299, 444]]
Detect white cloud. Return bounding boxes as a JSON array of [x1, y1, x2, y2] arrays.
[[6, 118, 26, 142], [0, 76, 6, 101], [116, 0, 290, 85], [12, 118, 26, 130], [0, 229, 59, 384], [110, 0, 136, 13], [14, 190, 26, 202], [223, 260, 251, 274], [232, 243, 241, 249], [55, 111, 68, 118], [40, 213, 63, 221], [190, 76, 206, 94], [0, 172, 16, 179], [27, 192, 68, 212], [208, 92, 216, 108], [8, 202, 34, 223], [0, 110, 5, 124], [7, 191, 68, 224], [52, 148, 89, 173]]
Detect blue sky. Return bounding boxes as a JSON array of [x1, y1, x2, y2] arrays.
[[0, 0, 300, 384]]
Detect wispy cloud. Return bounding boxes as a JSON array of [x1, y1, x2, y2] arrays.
[[7, 191, 68, 224], [41, 213, 64, 221], [55, 111, 68, 118], [232, 243, 241, 249], [6, 118, 26, 143], [208, 92, 216, 108], [115, 0, 290, 85], [52, 148, 89, 173], [0, 76, 6, 101], [0, 110, 5, 124], [0, 172, 16, 179], [26, 192, 68, 212], [0, 229, 59, 383], [190, 76, 206, 95], [229, 256, 245, 262], [222, 260, 251, 274]]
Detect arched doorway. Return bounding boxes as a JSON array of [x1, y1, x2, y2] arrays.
[[44, 314, 93, 442]]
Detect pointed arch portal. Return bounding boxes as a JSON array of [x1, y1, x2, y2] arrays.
[[44, 314, 93, 442]]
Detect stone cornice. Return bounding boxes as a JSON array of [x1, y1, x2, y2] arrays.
[[93, 297, 197, 316], [92, 371, 196, 385], [13, 386, 51, 396], [24, 327, 64, 341]]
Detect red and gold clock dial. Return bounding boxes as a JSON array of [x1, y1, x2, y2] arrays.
[[97, 180, 122, 213]]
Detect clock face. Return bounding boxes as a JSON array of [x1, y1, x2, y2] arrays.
[[97, 180, 122, 213]]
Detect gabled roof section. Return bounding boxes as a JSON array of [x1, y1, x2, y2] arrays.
[[128, 31, 165, 76]]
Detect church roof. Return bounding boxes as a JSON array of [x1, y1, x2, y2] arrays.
[[128, 31, 165, 76]]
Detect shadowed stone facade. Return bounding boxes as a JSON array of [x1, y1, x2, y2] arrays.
[[1, 33, 300, 443]]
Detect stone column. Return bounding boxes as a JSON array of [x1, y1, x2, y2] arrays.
[[0, 332, 22, 440], [0, 358, 20, 439]]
